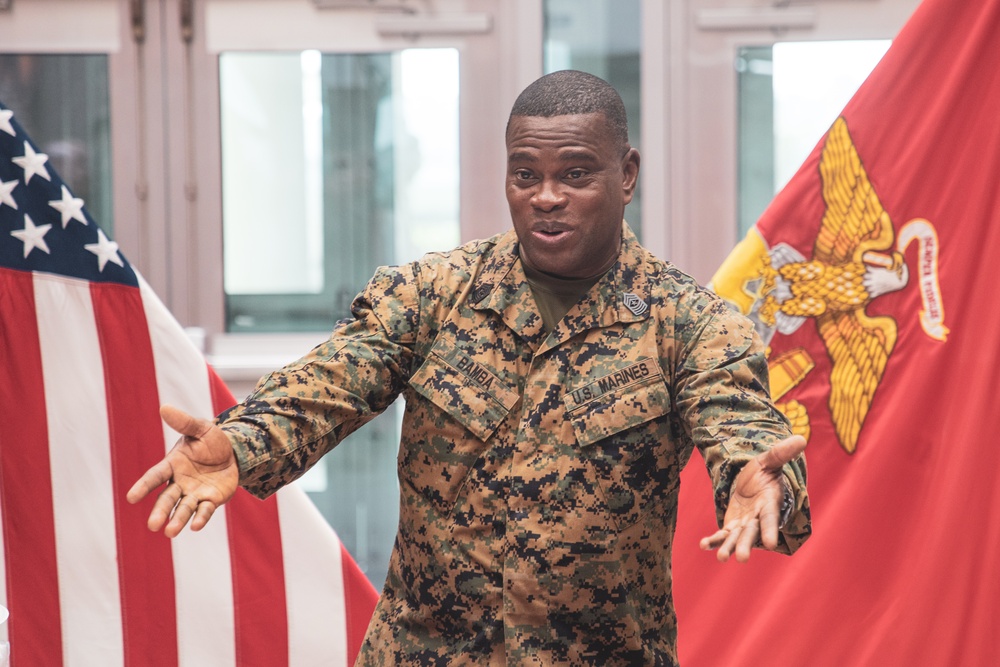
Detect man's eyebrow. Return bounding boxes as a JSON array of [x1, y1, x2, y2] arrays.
[[507, 150, 537, 163], [507, 149, 600, 163], [558, 150, 600, 163]]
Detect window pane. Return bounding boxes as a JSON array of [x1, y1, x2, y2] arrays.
[[543, 0, 641, 237], [737, 40, 890, 237], [0, 54, 113, 233], [220, 51, 326, 298], [220, 49, 460, 333]]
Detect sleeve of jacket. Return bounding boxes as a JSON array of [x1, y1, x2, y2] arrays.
[[673, 298, 811, 554], [217, 262, 420, 499]]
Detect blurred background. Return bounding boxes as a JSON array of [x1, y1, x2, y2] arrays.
[[0, 0, 918, 588]]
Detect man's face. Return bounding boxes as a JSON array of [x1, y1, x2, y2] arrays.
[[505, 112, 640, 279]]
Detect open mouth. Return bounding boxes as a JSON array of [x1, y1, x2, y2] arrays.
[[534, 223, 571, 239], [533, 229, 571, 246]]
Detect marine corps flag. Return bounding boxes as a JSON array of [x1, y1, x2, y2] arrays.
[[673, 0, 1000, 664], [0, 103, 377, 664]]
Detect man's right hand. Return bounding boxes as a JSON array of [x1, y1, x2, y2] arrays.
[[126, 405, 240, 538]]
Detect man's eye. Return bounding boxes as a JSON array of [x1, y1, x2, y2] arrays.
[[514, 170, 534, 180], [565, 170, 587, 180]]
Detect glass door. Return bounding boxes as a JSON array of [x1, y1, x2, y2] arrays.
[[187, 0, 541, 588], [215, 45, 461, 586]]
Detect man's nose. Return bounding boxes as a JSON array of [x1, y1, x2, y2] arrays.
[[530, 178, 568, 211]]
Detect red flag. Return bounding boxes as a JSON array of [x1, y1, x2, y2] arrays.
[[673, 0, 1000, 664], [0, 103, 377, 665]]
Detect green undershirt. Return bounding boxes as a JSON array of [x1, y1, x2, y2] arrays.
[[521, 258, 609, 333]]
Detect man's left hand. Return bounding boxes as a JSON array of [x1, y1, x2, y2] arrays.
[[699, 435, 807, 563]]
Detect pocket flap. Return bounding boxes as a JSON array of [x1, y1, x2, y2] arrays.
[[409, 346, 518, 442], [564, 360, 671, 447]]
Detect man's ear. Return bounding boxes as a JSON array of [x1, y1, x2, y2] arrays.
[[622, 147, 641, 203]]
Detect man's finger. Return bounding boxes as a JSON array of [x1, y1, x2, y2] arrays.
[[700, 528, 729, 551], [755, 434, 807, 472], [147, 483, 183, 532], [734, 519, 759, 563], [758, 501, 781, 550], [126, 460, 173, 504], [190, 501, 217, 532], [716, 521, 745, 562], [164, 494, 200, 538]]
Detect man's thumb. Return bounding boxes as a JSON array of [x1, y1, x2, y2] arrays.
[[160, 404, 210, 438], [758, 434, 807, 471]]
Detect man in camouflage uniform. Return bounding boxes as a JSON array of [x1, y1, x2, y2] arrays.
[[130, 70, 810, 665]]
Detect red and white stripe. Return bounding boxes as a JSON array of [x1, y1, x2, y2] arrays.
[[0, 267, 376, 665]]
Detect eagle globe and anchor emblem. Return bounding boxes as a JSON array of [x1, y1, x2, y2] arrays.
[[711, 117, 948, 454]]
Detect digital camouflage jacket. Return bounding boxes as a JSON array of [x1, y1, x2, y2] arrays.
[[220, 223, 811, 666]]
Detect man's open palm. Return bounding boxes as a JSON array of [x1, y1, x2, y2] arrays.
[[699, 435, 806, 562], [126, 405, 239, 538]]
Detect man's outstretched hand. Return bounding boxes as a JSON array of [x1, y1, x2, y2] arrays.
[[126, 405, 240, 538], [699, 435, 806, 563]]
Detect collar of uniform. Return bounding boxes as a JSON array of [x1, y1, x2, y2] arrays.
[[467, 223, 651, 344], [469, 229, 548, 346], [535, 222, 650, 353], [549, 221, 652, 328]]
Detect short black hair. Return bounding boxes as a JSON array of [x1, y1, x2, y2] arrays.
[[507, 70, 629, 150]]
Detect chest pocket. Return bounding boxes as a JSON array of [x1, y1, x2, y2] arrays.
[[563, 359, 675, 530], [405, 344, 519, 512], [409, 345, 519, 441]]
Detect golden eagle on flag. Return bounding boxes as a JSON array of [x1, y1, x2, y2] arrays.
[[711, 117, 942, 453]]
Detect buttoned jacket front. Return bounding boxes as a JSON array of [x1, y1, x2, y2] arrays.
[[222, 223, 811, 666]]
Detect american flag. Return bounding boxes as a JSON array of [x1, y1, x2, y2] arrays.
[[0, 102, 377, 666]]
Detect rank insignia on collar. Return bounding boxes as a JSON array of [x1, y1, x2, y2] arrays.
[[622, 292, 648, 316]]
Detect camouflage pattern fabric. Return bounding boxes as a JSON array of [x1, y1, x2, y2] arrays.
[[220, 223, 811, 666]]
